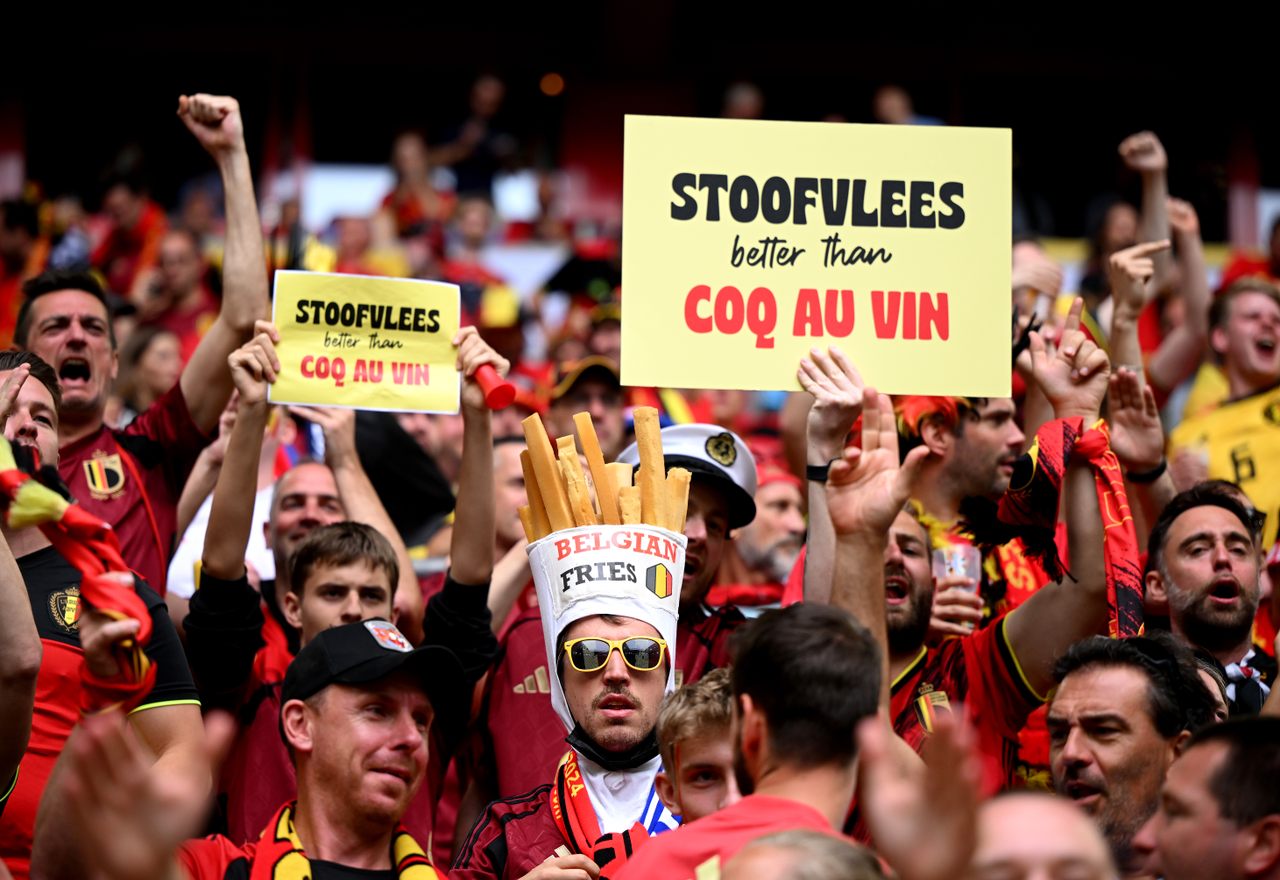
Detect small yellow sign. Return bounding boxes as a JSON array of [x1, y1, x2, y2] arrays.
[[621, 115, 1012, 396], [269, 271, 460, 413]]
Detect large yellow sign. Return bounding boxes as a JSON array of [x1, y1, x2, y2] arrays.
[[269, 271, 460, 413], [621, 115, 1011, 396]]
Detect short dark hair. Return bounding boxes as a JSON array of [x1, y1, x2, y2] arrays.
[[0, 200, 39, 238], [288, 522, 399, 598], [1052, 633, 1219, 738], [1185, 718, 1280, 826], [1209, 278, 1280, 332], [16, 269, 116, 350], [0, 350, 61, 412], [1146, 483, 1258, 576], [731, 603, 880, 769]]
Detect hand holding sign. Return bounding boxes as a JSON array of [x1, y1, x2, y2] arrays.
[[227, 320, 281, 406]]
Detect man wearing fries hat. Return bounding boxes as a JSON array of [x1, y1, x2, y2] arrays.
[[478, 420, 759, 811], [454, 412, 758, 879]]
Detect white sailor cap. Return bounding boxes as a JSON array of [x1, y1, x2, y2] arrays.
[[617, 423, 758, 529]]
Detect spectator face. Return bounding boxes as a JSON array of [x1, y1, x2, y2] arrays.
[[269, 463, 346, 561], [560, 615, 667, 754], [884, 510, 933, 654], [1101, 203, 1139, 256], [391, 133, 429, 180], [1149, 505, 1260, 654], [102, 184, 143, 230], [1211, 291, 1280, 388], [656, 726, 740, 823], [1132, 742, 1251, 880], [1048, 665, 1180, 872], [0, 369, 60, 467], [294, 673, 432, 829], [950, 399, 1024, 499], [24, 290, 117, 418], [284, 560, 393, 645], [493, 443, 527, 554], [735, 481, 805, 584], [682, 480, 732, 606], [550, 377, 624, 460], [134, 331, 182, 400], [1196, 669, 1230, 723], [157, 232, 202, 295], [971, 794, 1117, 880]]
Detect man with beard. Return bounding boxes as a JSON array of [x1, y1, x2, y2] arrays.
[[801, 314, 1118, 794], [708, 465, 805, 608], [1047, 635, 1219, 876], [893, 392, 1040, 626], [1144, 483, 1275, 714]]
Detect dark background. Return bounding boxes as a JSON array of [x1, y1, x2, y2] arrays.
[[4, 7, 1271, 243]]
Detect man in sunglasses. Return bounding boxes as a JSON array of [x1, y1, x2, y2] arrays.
[[454, 471, 694, 879], [481, 423, 759, 808]]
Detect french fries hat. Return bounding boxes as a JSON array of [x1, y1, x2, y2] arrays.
[[617, 424, 758, 529]]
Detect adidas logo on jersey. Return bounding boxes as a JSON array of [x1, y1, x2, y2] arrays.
[[513, 665, 552, 694]]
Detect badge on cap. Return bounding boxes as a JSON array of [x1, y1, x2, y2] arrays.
[[364, 620, 412, 652], [705, 432, 737, 467]]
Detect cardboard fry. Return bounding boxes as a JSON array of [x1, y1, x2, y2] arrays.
[[618, 485, 642, 524], [633, 406, 665, 527], [522, 414, 574, 532], [518, 505, 537, 543], [519, 450, 552, 540], [574, 412, 620, 525], [666, 467, 692, 531], [607, 462, 633, 496], [557, 436, 599, 527]]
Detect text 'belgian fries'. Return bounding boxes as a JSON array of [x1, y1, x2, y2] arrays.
[[518, 407, 690, 542]]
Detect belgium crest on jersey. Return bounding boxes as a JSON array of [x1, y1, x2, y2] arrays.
[[47, 584, 82, 634], [83, 452, 126, 500]]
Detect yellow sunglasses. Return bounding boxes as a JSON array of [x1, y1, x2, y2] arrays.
[[563, 636, 668, 673]]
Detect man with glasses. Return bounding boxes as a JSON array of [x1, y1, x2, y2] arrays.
[[454, 469, 690, 878]]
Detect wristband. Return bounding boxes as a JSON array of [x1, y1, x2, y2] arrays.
[[1125, 458, 1167, 484], [806, 460, 835, 483]]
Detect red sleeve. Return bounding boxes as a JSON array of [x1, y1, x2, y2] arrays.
[[177, 835, 254, 879], [961, 614, 1046, 742], [119, 381, 213, 497]]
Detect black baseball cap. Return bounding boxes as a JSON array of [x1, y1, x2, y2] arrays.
[[282, 620, 464, 714]]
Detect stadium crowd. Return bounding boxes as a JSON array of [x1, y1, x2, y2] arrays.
[[0, 78, 1277, 880]]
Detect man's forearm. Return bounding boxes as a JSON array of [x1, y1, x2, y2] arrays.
[[1140, 171, 1173, 282], [216, 148, 268, 333], [832, 531, 891, 708], [202, 402, 268, 579], [802, 423, 843, 605], [451, 408, 494, 586], [0, 529, 39, 784]]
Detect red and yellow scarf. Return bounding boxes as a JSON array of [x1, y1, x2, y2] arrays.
[[248, 802, 442, 879], [0, 438, 156, 711], [962, 418, 1143, 638]]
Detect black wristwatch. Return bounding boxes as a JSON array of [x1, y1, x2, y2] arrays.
[[806, 459, 838, 483]]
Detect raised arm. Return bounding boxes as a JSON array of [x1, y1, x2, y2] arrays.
[[795, 347, 864, 606], [449, 327, 509, 585], [1004, 299, 1112, 697], [1146, 198, 1212, 392], [1107, 239, 1172, 377], [824, 389, 929, 709], [201, 323, 279, 580], [177, 93, 269, 433], [1120, 131, 1173, 287], [294, 405, 425, 644], [0, 525, 39, 798], [1108, 367, 1177, 541]]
